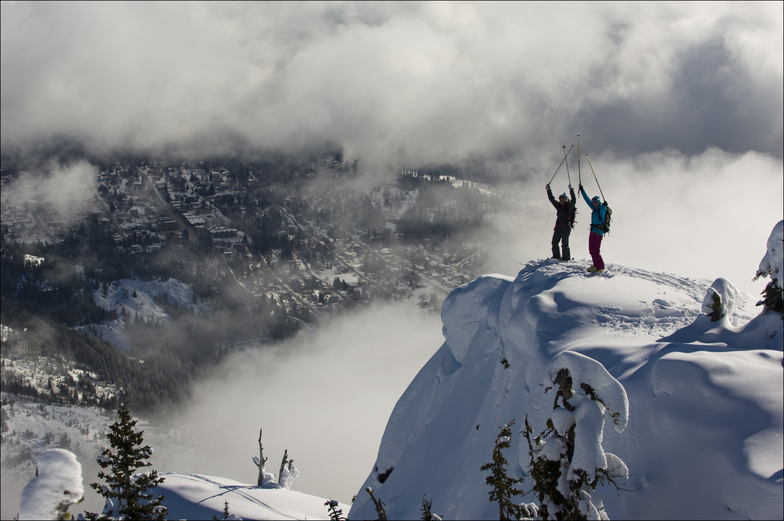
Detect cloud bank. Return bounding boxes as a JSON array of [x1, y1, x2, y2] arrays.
[[2, 2, 782, 171], [152, 304, 444, 505]]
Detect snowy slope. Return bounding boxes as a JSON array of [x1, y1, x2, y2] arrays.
[[0, 391, 163, 519], [145, 473, 350, 520], [87, 278, 211, 351], [2, 395, 350, 520], [349, 255, 783, 520]]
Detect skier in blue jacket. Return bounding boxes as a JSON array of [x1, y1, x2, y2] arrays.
[[579, 184, 607, 272]]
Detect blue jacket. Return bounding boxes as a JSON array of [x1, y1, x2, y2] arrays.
[[581, 190, 607, 236]]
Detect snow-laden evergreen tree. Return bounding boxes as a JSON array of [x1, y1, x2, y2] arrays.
[[85, 401, 166, 520], [325, 499, 347, 521], [753, 220, 783, 317], [523, 353, 629, 520], [707, 291, 724, 321], [480, 419, 525, 520]]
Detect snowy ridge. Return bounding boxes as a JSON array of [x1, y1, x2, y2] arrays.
[[145, 472, 350, 520], [350, 258, 782, 520]]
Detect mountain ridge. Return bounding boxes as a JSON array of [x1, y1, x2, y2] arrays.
[[349, 257, 782, 520]]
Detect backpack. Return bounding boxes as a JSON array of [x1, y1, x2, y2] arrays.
[[597, 202, 611, 234]]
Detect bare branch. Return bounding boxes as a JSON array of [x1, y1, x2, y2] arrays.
[[278, 449, 289, 484], [256, 428, 268, 487]]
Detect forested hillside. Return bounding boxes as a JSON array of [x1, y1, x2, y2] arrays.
[[1, 146, 504, 416]]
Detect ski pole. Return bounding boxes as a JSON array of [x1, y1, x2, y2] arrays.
[[577, 134, 581, 188], [584, 154, 605, 201], [548, 144, 573, 185], [563, 145, 571, 186]]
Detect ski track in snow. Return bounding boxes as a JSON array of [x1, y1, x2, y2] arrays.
[[516, 258, 734, 338], [175, 474, 293, 518], [149, 472, 349, 520]]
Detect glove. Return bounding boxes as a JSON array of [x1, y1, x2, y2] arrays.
[[546, 184, 550, 190], [568, 184, 573, 190], [578, 183, 583, 193]]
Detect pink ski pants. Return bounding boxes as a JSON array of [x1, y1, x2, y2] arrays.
[[588, 231, 605, 270]]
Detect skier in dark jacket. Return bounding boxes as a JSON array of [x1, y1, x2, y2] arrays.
[[546, 184, 576, 261]]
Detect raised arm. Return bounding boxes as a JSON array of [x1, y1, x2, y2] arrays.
[[546, 185, 558, 208], [580, 185, 593, 207]]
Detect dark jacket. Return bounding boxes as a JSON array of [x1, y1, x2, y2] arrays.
[[547, 187, 576, 229]]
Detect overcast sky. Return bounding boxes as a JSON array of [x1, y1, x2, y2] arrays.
[[2, 2, 782, 169]]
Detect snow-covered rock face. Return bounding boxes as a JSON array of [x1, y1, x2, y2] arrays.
[[440, 274, 512, 363], [350, 259, 782, 520]]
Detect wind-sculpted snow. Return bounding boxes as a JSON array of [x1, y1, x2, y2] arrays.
[[549, 351, 628, 433], [702, 277, 745, 321], [350, 258, 782, 520], [19, 449, 83, 521], [440, 274, 513, 364]]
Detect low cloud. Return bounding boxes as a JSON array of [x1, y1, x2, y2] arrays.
[[1, 160, 97, 225], [152, 303, 443, 504], [2, 3, 781, 174], [40, 161, 98, 217]]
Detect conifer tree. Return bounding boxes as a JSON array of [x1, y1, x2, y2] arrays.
[[753, 221, 783, 317], [480, 419, 525, 521], [325, 499, 347, 521], [523, 368, 629, 520], [753, 270, 783, 316], [420, 494, 442, 521], [212, 500, 234, 520], [86, 401, 166, 520], [707, 291, 724, 321]]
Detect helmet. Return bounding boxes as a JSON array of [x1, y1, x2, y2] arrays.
[[592, 196, 601, 204]]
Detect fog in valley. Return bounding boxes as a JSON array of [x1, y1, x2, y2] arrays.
[[150, 304, 443, 505]]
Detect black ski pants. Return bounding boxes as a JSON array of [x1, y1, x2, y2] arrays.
[[551, 226, 571, 260]]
